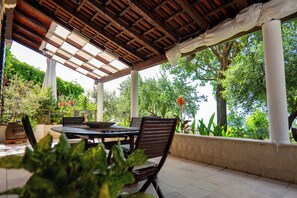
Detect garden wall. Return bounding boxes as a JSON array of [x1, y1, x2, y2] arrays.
[[0, 124, 61, 143], [170, 133, 297, 184]]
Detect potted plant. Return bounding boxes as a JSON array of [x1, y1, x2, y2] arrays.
[[0, 134, 152, 198]]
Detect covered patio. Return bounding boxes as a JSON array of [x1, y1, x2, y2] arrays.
[[1, 149, 297, 198], [1, 0, 297, 196]]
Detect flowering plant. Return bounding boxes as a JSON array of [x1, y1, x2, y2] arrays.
[[175, 97, 190, 133]]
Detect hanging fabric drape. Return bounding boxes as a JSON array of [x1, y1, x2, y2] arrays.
[[165, 0, 297, 66], [42, 57, 57, 101]]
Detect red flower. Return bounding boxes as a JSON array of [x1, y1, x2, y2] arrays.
[[69, 100, 75, 105], [59, 101, 66, 106], [177, 97, 185, 106]]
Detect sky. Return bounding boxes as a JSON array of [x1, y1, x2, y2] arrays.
[[10, 42, 216, 122]]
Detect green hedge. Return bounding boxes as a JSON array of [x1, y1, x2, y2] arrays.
[[5, 48, 84, 98]]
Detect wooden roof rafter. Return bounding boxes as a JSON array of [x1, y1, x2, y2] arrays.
[[23, 0, 136, 66], [86, 0, 162, 55], [7, 0, 295, 83], [174, 0, 208, 30], [129, 0, 180, 41], [48, 0, 146, 62]]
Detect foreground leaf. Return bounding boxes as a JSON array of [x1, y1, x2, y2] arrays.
[[0, 155, 23, 169]]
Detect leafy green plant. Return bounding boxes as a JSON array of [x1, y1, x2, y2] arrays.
[[244, 110, 269, 140], [197, 114, 214, 135], [0, 134, 151, 198], [197, 113, 225, 136], [191, 119, 196, 134], [3, 75, 48, 124]]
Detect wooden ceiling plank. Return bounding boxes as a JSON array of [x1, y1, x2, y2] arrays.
[[23, 0, 144, 63], [165, 10, 184, 23], [233, 0, 248, 10], [207, 2, 235, 16], [174, 0, 208, 30], [105, 0, 112, 6], [177, 21, 195, 32], [86, 0, 162, 54], [153, 0, 168, 11], [131, 17, 143, 27], [130, 0, 179, 41], [76, 0, 88, 11], [119, 4, 130, 17]]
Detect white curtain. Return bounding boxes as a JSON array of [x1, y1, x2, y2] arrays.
[[166, 0, 297, 66], [42, 58, 57, 101]]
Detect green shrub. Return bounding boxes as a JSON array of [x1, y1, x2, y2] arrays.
[[0, 134, 151, 198]]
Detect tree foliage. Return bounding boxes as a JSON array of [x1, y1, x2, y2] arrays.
[[2, 75, 52, 123], [100, 73, 205, 125], [223, 20, 297, 127], [162, 39, 245, 129]]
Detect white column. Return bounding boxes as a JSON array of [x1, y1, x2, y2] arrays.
[[97, 82, 103, 121], [262, 20, 289, 144], [131, 70, 138, 117]]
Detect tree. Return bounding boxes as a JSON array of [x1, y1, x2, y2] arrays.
[[162, 39, 244, 130], [223, 20, 297, 127], [102, 73, 204, 125]]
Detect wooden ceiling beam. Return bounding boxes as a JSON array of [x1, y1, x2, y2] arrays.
[[174, 0, 208, 30], [98, 54, 168, 83], [13, 21, 44, 40], [14, 8, 47, 34], [129, 0, 179, 41], [5, 8, 14, 42], [86, 0, 162, 54], [13, 31, 41, 47], [23, 0, 135, 66], [49, 0, 147, 61], [12, 36, 44, 55]]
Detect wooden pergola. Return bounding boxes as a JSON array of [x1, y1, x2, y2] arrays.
[[0, 0, 296, 143], [3, 0, 296, 84]]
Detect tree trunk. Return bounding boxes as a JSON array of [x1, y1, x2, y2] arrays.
[[288, 109, 297, 129], [216, 83, 227, 131]]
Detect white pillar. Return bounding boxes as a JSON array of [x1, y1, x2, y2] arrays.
[[97, 82, 103, 121], [262, 20, 289, 144], [131, 70, 138, 117]]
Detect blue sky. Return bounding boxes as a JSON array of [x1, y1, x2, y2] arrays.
[[10, 41, 216, 121]]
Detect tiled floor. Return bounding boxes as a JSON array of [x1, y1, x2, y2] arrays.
[[1, 143, 297, 198]]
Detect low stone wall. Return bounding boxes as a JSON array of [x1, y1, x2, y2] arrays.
[[0, 124, 61, 143], [170, 133, 297, 184]]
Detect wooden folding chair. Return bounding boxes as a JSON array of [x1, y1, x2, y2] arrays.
[[62, 117, 84, 140], [131, 117, 177, 198], [21, 116, 37, 148]]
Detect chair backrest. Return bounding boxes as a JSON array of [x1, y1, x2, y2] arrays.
[[22, 116, 37, 147], [62, 117, 84, 126], [129, 116, 161, 128], [129, 117, 142, 127], [135, 117, 177, 159]]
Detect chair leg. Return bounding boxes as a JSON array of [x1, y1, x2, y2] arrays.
[[139, 177, 154, 193], [152, 176, 164, 198]]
